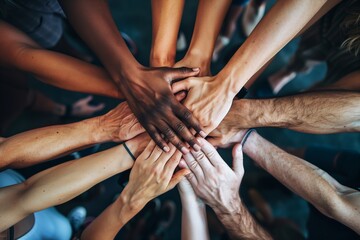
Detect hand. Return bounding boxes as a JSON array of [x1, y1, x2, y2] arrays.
[[174, 55, 211, 77], [71, 95, 105, 117], [98, 102, 145, 142], [172, 76, 235, 134], [119, 66, 205, 153], [121, 141, 190, 210], [208, 127, 248, 148], [180, 138, 244, 213]]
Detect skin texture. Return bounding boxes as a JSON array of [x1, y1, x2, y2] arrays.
[[0, 102, 144, 169], [178, 179, 209, 240], [172, 0, 341, 134], [59, 0, 204, 153], [243, 131, 360, 234], [81, 142, 190, 240], [180, 138, 271, 240], [0, 135, 148, 232], [0, 21, 122, 99], [209, 90, 360, 147]]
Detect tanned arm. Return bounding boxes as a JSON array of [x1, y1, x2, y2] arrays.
[[243, 131, 360, 234], [0, 136, 147, 232], [0, 102, 144, 169], [225, 91, 360, 134], [0, 21, 122, 98]]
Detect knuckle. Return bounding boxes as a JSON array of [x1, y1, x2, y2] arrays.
[[175, 122, 186, 133], [189, 160, 199, 170], [182, 110, 192, 120]]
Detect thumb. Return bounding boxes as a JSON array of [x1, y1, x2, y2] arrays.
[[166, 67, 200, 83], [167, 168, 191, 190], [81, 95, 93, 103], [232, 144, 244, 176]]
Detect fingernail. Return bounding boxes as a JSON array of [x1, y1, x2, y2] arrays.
[[199, 131, 207, 138], [181, 147, 189, 154], [197, 137, 204, 146], [163, 146, 170, 152], [193, 144, 201, 151], [192, 67, 200, 72]]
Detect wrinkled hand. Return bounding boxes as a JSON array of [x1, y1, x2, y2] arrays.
[[180, 138, 244, 212], [172, 76, 234, 134], [122, 141, 190, 210], [119, 67, 205, 153], [99, 102, 145, 142]]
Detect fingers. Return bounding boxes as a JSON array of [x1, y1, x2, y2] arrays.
[[146, 125, 170, 152], [189, 149, 213, 175], [166, 67, 200, 84], [137, 140, 157, 160], [89, 103, 105, 112], [232, 144, 244, 176], [167, 168, 191, 191], [197, 138, 223, 167], [172, 79, 191, 93], [157, 120, 189, 154], [183, 152, 204, 181], [80, 95, 93, 103], [174, 102, 206, 138], [166, 113, 201, 152]]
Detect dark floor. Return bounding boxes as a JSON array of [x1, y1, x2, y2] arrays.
[[5, 0, 360, 239]]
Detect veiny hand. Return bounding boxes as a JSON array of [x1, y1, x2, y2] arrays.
[[179, 138, 244, 212], [99, 102, 145, 142], [119, 67, 205, 153], [122, 141, 190, 210], [71, 95, 105, 117], [172, 76, 235, 134]]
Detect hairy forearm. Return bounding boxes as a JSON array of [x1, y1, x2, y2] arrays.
[[228, 91, 360, 133], [219, 0, 336, 92], [59, 0, 140, 82], [213, 196, 271, 240], [244, 132, 360, 233], [181, 197, 209, 240], [0, 144, 134, 231], [150, 0, 184, 66]]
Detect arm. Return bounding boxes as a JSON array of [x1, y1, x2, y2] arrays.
[[0, 135, 147, 232], [209, 91, 360, 147], [59, 0, 205, 152], [243, 131, 360, 234], [181, 138, 271, 239], [0, 21, 122, 99], [81, 142, 189, 240], [178, 179, 209, 240], [174, 0, 232, 76], [0, 102, 144, 169], [150, 0, 185, 67], [172, 0, 341, 133]]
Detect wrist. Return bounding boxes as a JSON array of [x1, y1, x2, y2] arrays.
[[212, 194, 242, 216], [120, 185, 147, 213], [149, 51, 175, 67], [184, 49, 211, 68], [82, 117, 110, 144]]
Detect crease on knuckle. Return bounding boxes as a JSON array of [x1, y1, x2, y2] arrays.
[[175, 122, 186, 133]]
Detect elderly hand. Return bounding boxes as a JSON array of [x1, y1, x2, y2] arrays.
[[180, 138, 244, 213]]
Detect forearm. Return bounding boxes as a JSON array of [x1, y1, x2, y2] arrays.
[[243, 132, 360, 233], [185, 0, 232, 65], [59, 0, 141, 83], [213, 196, 271, 240], [218, 0, 336, 93], [228, 91, 360, 133], [181, 197, 209, 240], [0, 21, 122, 98], [150, 0, 184, 66], [0, 117, 109, 169], [0, 144, 134, 231], [81, 187, 143, 240]]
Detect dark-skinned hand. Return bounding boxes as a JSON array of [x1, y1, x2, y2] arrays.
[[118, 66, 206, 154]]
